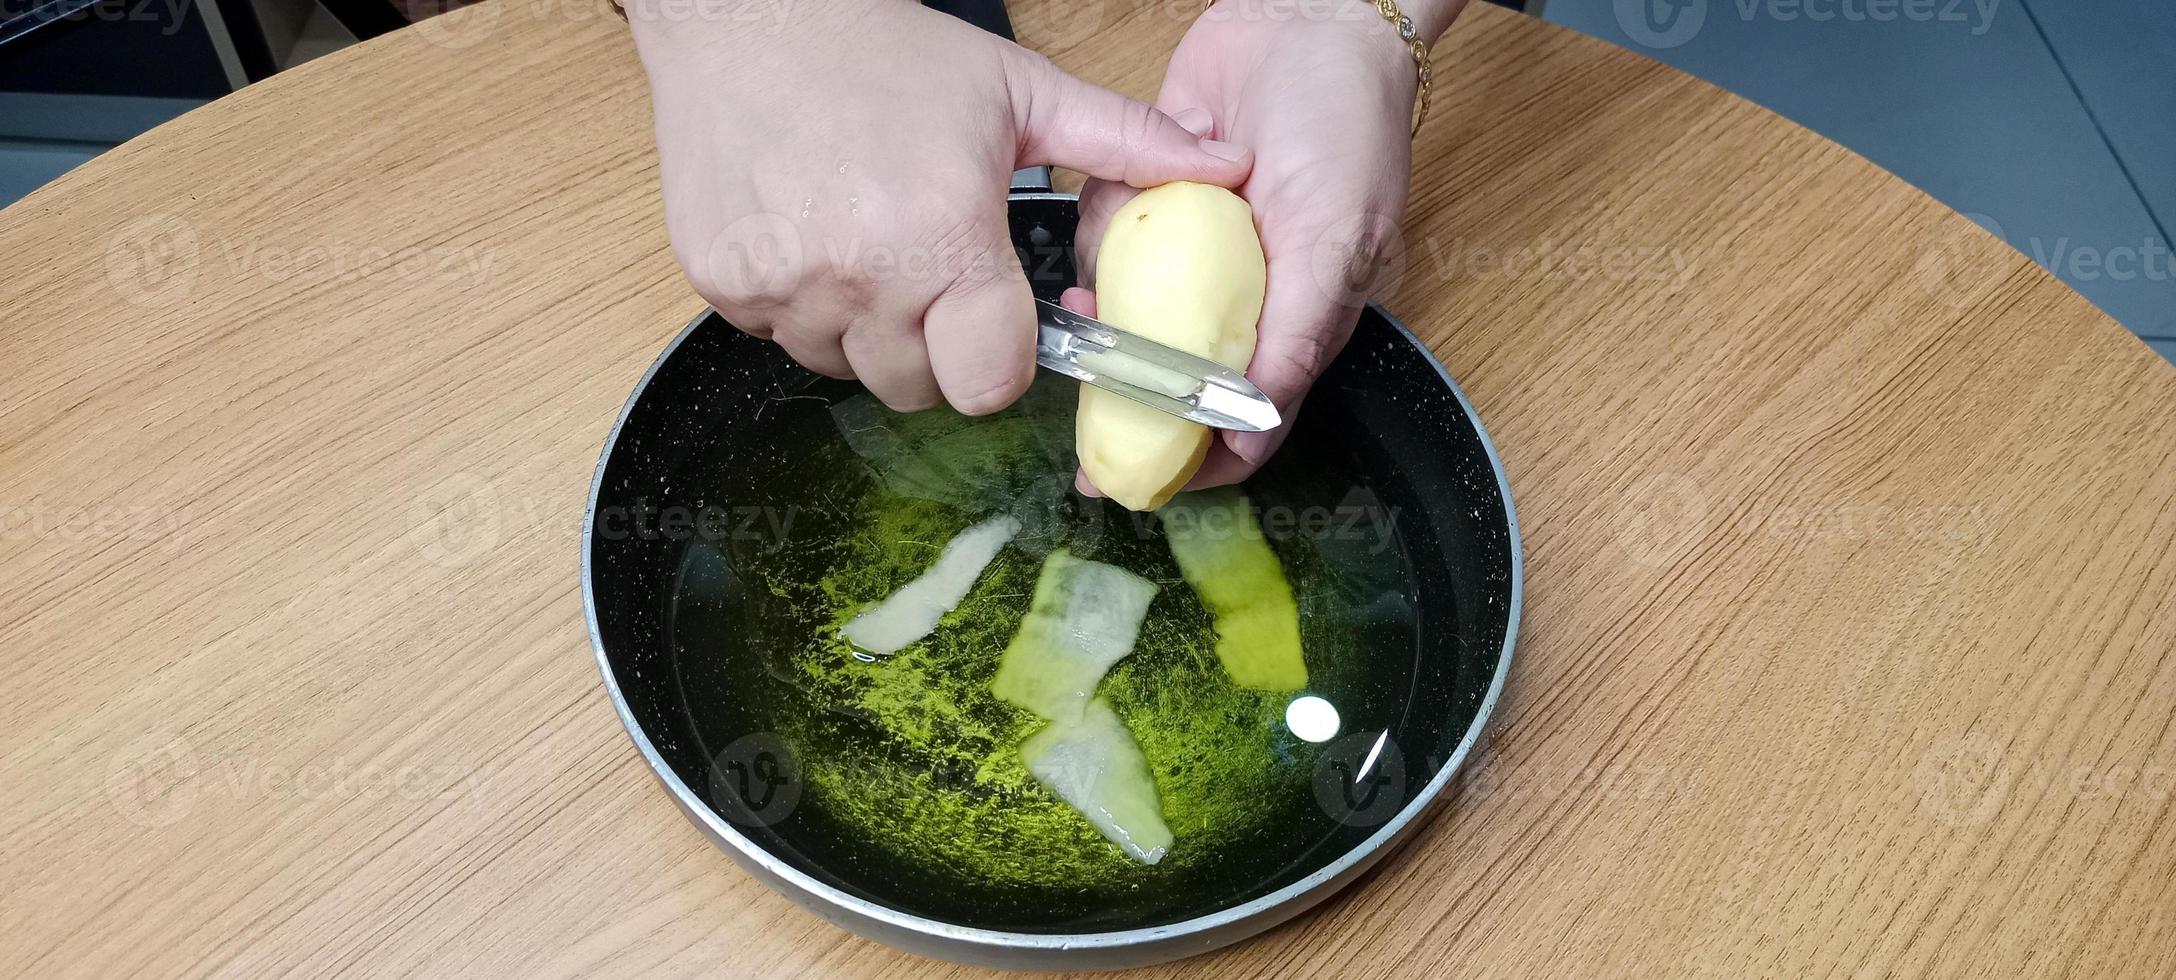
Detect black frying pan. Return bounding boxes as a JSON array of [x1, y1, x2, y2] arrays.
[[582, 0, 1521, 968]]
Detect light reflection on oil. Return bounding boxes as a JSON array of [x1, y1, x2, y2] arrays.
[[1284, 695, 1341, 743]]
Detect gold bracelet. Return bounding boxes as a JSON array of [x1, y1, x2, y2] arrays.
[[1370, 0, 1433, 136]]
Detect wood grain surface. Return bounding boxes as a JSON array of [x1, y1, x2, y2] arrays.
[[3, 1, 2173, 977]]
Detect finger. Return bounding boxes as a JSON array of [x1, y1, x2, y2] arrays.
[[771, 320, 856, 380], [684, 208, 806, 336], [1058, 285, 1096, 318], [711, 304, 776, 340], [923, 246, 1036, 415], [843, 314, 941, 412], [1071, 94, 1215, 289], [1222, 249, 1365, 465], [1071, 178, 1131, 289], [1181, 441, 1259, 492], [1062, 288, 1102, 497], [1168, 106, 1216, 139], [1000, 47, 1251, 190]]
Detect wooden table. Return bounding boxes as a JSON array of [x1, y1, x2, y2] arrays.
[[5, 1, 2173, 976]]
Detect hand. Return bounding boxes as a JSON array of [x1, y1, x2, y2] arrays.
[[626, 0, 1253, 414], [1072, 0, 1463, 489]]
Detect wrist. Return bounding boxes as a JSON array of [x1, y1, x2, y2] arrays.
[[622, 0, 877, 51], [1399, 0, 1466, 43], [1326, 0, 1445, 133]]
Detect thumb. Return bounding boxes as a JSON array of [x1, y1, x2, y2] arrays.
[[1001, 48, 1251, 189], [1072, 103, 1216, 291]]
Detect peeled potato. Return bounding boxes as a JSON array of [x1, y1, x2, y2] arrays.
[[1076, 182, 1267, 511]]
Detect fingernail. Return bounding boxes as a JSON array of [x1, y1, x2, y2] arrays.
[[1200, 139, 1249, 163], [1225, 429, 1264, 465], [1172, 107, 1214, 138]]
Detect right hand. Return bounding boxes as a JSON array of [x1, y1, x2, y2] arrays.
[[626, 0, 1254, 415]]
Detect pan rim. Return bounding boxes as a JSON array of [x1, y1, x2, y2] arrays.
[[582, 247, 1523, 962]]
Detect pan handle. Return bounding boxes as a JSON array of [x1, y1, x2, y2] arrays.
[[1011, 167, 1056, 194], [922, 0, 1055, 194], [921, 0, 1016, 41]]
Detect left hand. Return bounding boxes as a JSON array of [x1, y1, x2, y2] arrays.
[[1071, 0, 1464, 492]]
